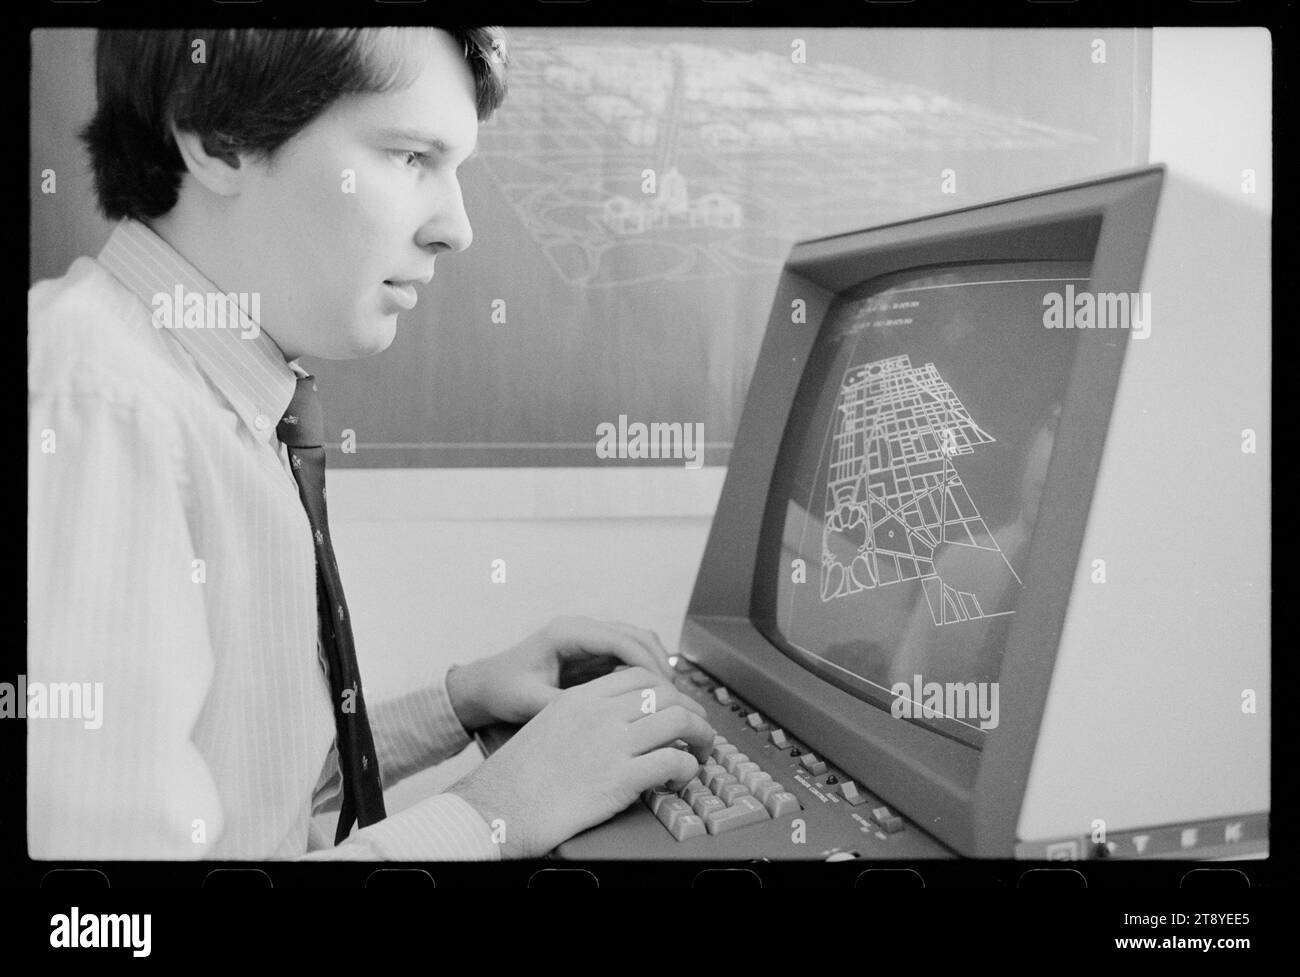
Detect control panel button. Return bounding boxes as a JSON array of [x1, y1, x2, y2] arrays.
[[713, 687, 732, 705], [769, 729, 789, 749], [838, 781, 868, 806], [881, 816, 904, 834], [745, 712, 769, 731], [870, 805, 893, 825], [799, 753, 828, 776]]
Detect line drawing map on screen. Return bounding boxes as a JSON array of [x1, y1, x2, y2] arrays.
[[820, 354, 1021, 627], [477, 35, 1097, 288]]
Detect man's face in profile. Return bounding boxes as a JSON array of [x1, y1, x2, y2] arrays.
[[232, 29, 480, 360]]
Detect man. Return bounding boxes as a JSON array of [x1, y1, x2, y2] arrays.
[[28, 27, 714, 861]]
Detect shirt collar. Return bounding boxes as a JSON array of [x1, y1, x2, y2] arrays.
[[96, 218, 300, 445]]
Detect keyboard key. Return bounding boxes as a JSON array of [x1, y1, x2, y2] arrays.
[[754, 781, 785, 805], [713, 687, 732, 705], [711, 743, 739, 763], [799, 753, 827, 776], [764, 791, 801, 819], [692, 794, 726, 819], [642, 785, 674, 806], [769, 729, 789, 749], [650, 792, 686, 818], [838, 781, 868, 806], [708, 772, 738, 795], [654, 797, 692, 828], [712, 735, 728, 747], [680, 779, 710, 803], [718, 782, 751, 805], [665, 803, 700, 833], [671, 814, 706, 842], [740, 770, 773, 793], [705, 795, 770, 835], [732, 761, 760, 780], [701, 763, 724, 785], [722, 752, 750, 775]]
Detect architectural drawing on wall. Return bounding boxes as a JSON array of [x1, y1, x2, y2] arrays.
[[601, 52, 745, 236], [477, 35, 1098, 287], [820, 355, 1020, 627]]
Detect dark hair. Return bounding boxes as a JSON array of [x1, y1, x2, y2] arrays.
[[81, 28, 510, 222]]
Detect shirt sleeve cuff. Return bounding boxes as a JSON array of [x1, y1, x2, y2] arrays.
[[298, 792, 501, 861], [367, 667, 474, 787]]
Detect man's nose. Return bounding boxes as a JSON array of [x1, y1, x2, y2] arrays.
[[417, 179, 473, 254]]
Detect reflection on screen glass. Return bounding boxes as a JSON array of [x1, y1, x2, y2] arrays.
[[766, 260, 1089, 742]]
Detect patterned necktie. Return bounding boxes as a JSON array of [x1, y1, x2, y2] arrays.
[[277, 375, 387, 843]]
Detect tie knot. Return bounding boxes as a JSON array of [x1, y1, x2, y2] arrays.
[[277, 376, 325, 448]]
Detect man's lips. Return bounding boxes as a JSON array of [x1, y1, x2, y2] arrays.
[[382, 280, 420, 310], [382, 271, 433, 308], [385, 273, 434, 287]]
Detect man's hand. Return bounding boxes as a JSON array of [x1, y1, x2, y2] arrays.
[[447, 665, 714, 858], [446, 615, 676, 729]]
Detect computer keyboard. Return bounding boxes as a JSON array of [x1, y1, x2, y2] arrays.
[[637, 657, 908, 845], [482, 656, 932, 858], [641, 734, 803, 841]]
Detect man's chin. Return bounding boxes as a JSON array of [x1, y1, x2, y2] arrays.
[[315, 319, 398, 360]]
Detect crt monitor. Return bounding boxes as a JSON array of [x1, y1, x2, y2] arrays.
[[679, 161, 1269, 859]]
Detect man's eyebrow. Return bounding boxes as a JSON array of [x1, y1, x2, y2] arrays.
[[377, 126, 479, 161]]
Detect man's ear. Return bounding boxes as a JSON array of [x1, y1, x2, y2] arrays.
[[170, 122, 246, 198]]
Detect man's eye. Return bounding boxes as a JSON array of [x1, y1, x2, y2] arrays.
[[394, 150, 429, 168]]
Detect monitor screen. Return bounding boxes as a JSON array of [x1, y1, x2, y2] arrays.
[[760, 259, 1091, 747]]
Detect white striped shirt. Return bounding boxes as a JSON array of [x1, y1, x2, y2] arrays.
[[27, 218, 499, 861]]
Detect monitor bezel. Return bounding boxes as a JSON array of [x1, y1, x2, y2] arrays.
[[682, 165, 1165, 857]]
